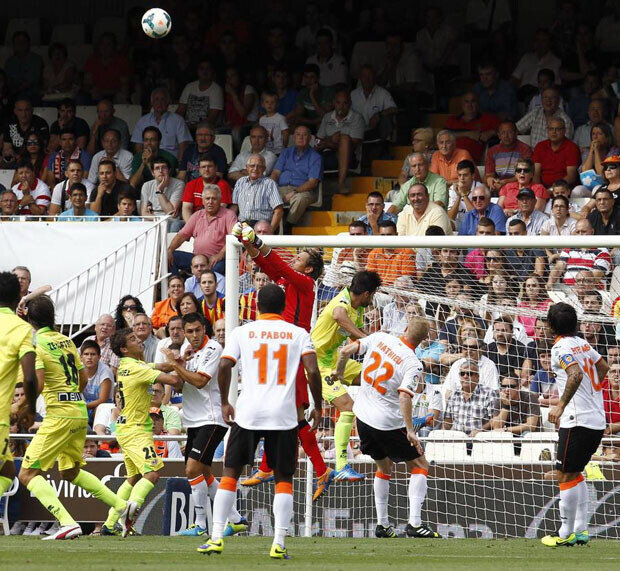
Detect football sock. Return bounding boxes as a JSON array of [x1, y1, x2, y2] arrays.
[[373, 471, 390, 527], [103, 480, 133, 528], [334, 411, 355, 471], [298, 419, 327, 477], [0, 475, 12, 496], [27, 475, 76, 527], [273, 482, 293, 547], [573, 478, 589, 533], [408, 468, 428, 527], [207, 475, 243, 524], [128, 478, 154, 508], [189, 474, 209, 529], [258, 451, 271, 473], [72, 469, 126, 510], [211, 477, 237, 541], [558, 475, 582, 538]]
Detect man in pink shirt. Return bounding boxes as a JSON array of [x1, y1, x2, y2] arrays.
[[430, 130, 478, 185], [167, 184, 237, 275]]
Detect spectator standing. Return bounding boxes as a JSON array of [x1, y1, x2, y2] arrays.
[[485, 121, 533, 193]]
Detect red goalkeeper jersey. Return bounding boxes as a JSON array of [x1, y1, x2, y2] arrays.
[[254, 249, 315, 332]]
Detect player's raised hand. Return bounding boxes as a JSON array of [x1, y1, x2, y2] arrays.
[[231, 221, 244, 241], [241, 224, 256, 244], [222, 403, 235, 425], [406, 428, 423, 456]]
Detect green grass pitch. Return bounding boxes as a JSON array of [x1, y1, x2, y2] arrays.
[[0, 536, 618, 570]]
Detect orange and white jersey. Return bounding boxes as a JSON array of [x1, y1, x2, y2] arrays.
[[353, 332, 424, 430], [551, 335, 605, 430], [221, 313, 315, 430]]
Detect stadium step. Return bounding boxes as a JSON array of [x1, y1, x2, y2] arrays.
[[332, 194, 370, 211], [371, 160, 402, 178], [391, 146, 411, 160], [291, 225, 350, 235], [350, 176, 398, 196], [307, 211, 364, 226], [429, 113, 451, 131]]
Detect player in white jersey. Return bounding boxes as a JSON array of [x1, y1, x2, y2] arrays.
[[336, 318, 442, 539], [198, 284, 322, 560], [542, 302, 609, 548], [161, 312, 247, 537]]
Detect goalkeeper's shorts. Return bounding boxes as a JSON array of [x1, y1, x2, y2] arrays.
[[319, 360, 361, 403]]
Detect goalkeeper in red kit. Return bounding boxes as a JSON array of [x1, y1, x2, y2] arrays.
[[232, 222, 336, 500]]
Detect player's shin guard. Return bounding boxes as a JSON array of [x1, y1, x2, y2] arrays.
[[207, 474, 243, 524], [573, 477, 589, 534], [373, 471, 390, 527], [211, 476, 237, 541], [298, 419, 327, 476], [273, 482, 293, 548], [334, 411, 355, 471], [0, 475, 12, 496], [72, 469, 125, 510], [27, 475, 76, 526], [189, 474, 209, 529], [408, 468, 428, 527], [128, 477, 154, 508], [558, 475, 583, 538], [103, 480, 133, 528]]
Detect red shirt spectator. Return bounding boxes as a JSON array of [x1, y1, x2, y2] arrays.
[[182, 177, 232, 212], [532, 138, 581, 188], [500, 181, 549, 210], [445, 112, 501, 164], [602, 379, 620, 425]]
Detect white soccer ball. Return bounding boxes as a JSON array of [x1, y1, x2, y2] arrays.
[[142, 8, 172, 39]]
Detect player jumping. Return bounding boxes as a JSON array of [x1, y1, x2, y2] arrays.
[[542, 302, 609, 547], [336, 317, 442, 538], [198, 284, 322, 559]]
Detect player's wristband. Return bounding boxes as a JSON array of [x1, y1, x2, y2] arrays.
[[253, 235, 263, 249]]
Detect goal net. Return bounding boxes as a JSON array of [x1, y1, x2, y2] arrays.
[[223, 233, 620, 540]]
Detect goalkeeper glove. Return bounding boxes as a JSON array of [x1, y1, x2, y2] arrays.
[[231, 221, 244, 241], [242, 224, 263, 248], [412, 413, 434, 432]]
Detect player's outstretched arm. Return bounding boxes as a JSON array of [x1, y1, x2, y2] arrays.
[[398, 392, 423, 456], [549, 363, 584, 424], [217, 358, 235, 424], [155, 372, 183, 392], [333, 307, 367, 340], [335, 340, 360, 381], [21, 351, 37, 415], [302, 352, 322, 430], [160, 347, 209, 389]]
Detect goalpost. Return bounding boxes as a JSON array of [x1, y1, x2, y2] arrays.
[[224, 234, 620, 539]]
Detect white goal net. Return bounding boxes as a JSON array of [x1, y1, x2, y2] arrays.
[[224, 234, 620, 539]]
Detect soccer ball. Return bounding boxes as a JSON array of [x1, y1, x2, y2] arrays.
[[142, 8, 172, 39]]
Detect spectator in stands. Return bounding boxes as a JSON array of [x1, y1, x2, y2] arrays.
[[182, 154, 231, 223], [83, 313, 119, 372], [485, 121, 533, 193], [533, 118, 581, 188], [270, 125, 322, 231], [199, 270, 225, 327], [306, 28, 347, 87], [511, 28, 561, 94], [396, 183, 452, 236], [498, 158, 549, 217], [366, 220, 415, 286], [296, 3, 334, 56], [88, 128, 133, 184], [80, 340, 114, 419], [290, 64, 333, 129], [316, 89, 364, 195], [381, 282, 418, 335], [178, 122, 227, 182], [0, 189, 19, 220], [49, 159, 94, 215], [176, 58, 224, 130], [443, 359, 499, 435], [151, 275, 185, 335], [448, 159, 491, 230], [150, 383, 182, 435], [516, 87, 574, 148], [398, 128, 435, 186], [357, 191, 397, 235], [587, 186, 620, 234], [47, 99, 88, 152], [132, 88, 192, 160], [130, 126, 180, 189], [445, 91, 501, 165], [204, 0, 250, 47], [458, 186, 507, 236], [573, 100, 611, 157], [133, 313, 159, 362], [602, 363, 620, 455], [540, 195, 576, 235], [430, 130, 477, 186], [88, 159, 136, 217], [18, 131, 49, 180], [2, 98, 49, 160], [228, 125, 277, 182], [43, 128, 91, 188], [86, 99, 130, 156], [580, 122, 619, 175], [4, 31, 43, 103], [222, 66, 259, 148], [57, 183, 99, 221], [486, 318, 535, 383], [82, 32, 132, 103], [526, 69, 567, 114], [543, 179, 581, 218], [168, 184, 237, 274], [473, 60, 519, 121], [389, 153, 448, 213], [140, 157, 185, 230], [271, 65, 298, 119], [150, 407, 183, 458], [505, 188, 549, 236], [490, 376, 541, 433], [231, 153, 283, 231], [11, 161, 50, 215], [259, 92, 289, 154], [504, 219, 547, 279], [110, 190, 140, 221], [350, 64, 397, 141], [184, 254, 224, 300], [580, 316, 608, 357]]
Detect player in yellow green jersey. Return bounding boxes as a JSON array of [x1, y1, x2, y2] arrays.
[[101, 327, 180, 537], [311, 270, 381, 481], [17, 295, 132, 540], [0, 272, 37, 503]]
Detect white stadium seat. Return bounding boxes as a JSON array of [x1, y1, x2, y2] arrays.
[[471, 432, 516, 463], [215, 134, 233, 165], [114, 104, 143, 134], [425, 430, 470, 463], [33, 107, 58, 128], [519, 432, 558, 463]]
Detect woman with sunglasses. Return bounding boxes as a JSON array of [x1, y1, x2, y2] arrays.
[[580, 154, 620, 218], [19, 132, 49, 182], [497, 157, 549, 217], [580, 122, 619, 174], [113, 295, 145, 330]]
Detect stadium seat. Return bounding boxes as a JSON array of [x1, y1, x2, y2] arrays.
[[519, 432, 558, 463], [33, 106, 58, 128], [114, 104, 143, 133], [50, 24, 86, 45], [517, 134, 532, 147], [332, 193, 369, 211], [214, 134, 233, 164], [429, 113, 451, 132], [0, 477, 19, 536], [425, 430, 470, 463], [76, 105, 97, 128], [391, 146, 411, 161], [240, 135, 251, 154], [471, 432, 517, 463], [0, 169, 15, 189], [5, 18, 41, 45]]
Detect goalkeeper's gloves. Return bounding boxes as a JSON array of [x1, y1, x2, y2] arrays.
[[241, 224, 263, 248], [412, 413, 434, 432], [231, 221, 244, 241]]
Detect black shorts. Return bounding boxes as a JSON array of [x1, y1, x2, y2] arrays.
[[225, 424, 298, 477], [555, 426, 604, 473], [357, 417, 421, 463], [185, 424, 228, 465]]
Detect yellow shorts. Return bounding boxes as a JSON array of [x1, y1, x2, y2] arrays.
[[320, 360, 362, 403], [22, 416, 88, 472], [0, 424, 12, 468], [117, 428, 164, 477]]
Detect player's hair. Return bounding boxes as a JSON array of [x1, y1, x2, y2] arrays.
[[350, 271, 382, 295], [0, 271, 20, 307], [80, 339, 101, 355], [25, 295, 55, 329], [378, 220, 397, 232], [111, 328, 132, 357], [257, 283, 286, 314], [547, 302, 578, 336], [301, 248, 324, 281], [182, 311, 213, 336]]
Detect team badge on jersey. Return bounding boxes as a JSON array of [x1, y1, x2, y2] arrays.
[[558, 353, 576, 369]]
